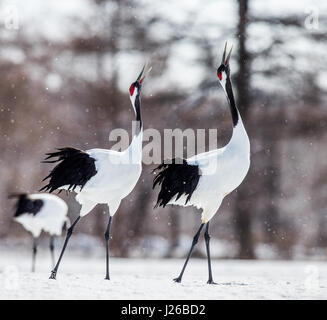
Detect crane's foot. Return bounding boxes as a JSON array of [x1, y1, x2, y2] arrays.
[[173, 277, 182, 283], [49, 271, 57, 280], [207, 279, 217, 285], [104, 276, 110, 280]]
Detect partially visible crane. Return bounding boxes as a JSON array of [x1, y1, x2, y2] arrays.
[[10, 193, 69, 272]]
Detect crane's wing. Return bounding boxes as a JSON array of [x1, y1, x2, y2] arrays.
[[10, 194, 44, 217], [153, 158, 200, 208], [41, 147, 97, 193], [187, 147, 226, 176], [187, 147, 225, 165]]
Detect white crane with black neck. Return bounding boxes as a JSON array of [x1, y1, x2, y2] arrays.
[[153, 43, 250, 284], [41, 64, 151, 280]]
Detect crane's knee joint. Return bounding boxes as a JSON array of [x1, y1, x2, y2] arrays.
[[67, 227, 74, 237], [192, 235, 200, 246], [104, 232, 110, 241], [33, 247, 37, 254], [204, 231, 210, 241]]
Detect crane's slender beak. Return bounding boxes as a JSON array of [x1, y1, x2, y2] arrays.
[[221, 42, 227, 65], [137, 63, 152, 84], [225, 45, 233, 65], [222, 42, 233, 66]]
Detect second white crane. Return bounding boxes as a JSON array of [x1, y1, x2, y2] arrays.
[[153, 43, 250, 284]]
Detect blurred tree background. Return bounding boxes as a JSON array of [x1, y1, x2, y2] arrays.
[[0, 0, 327, 260]]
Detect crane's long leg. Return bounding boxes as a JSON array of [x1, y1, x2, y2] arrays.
[[49, 216, 81, 280], [49, 236, 55, 269], [104, 216, 113, 280], [32, 237, 37, 273], [204, 222, 217, 284], [174, 223, 204, 283]]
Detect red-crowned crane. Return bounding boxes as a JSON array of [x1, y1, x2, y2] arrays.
[[41, 64, 151, 280], [153, 43, 250, 284], [10, 193, 69, 272]]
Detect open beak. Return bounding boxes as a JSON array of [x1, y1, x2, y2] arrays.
[[221, 41, 233, 66], [137, 63, 152, 84]]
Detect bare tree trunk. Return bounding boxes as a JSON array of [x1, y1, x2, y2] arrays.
[[262, 136, 280, 244], [234, 0, 255, 259], [121, 179, 151, 256], [316, 215, 327, 247], [165, 208, 180, 258]]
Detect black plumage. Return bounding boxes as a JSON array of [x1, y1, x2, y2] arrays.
[[10, 194, 44, 217], [153, 158, 200, 208], [40, 147, 97, 193]]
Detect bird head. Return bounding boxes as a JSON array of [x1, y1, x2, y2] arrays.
[[129, 63, 152, 103], [217, 42, 233, 89]]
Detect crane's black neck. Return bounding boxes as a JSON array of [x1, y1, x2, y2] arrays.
[[225, 77, 239, 127], [134, 93, 143, 135]]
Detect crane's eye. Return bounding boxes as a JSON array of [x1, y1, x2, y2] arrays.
[[129, 84, 135, 96]]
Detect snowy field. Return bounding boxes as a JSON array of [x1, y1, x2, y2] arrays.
[[0, 249, 327, 300]]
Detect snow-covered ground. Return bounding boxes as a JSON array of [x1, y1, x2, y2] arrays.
[[0, 248, 326, 300]]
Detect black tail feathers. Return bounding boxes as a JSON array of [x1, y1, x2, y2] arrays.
[[153, 158, 200, 208]]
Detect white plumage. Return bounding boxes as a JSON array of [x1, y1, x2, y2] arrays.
[[11, 193, 69, 272], [76, 133, 143, 217], [171, 118, 250, 223], [14, 193, 69, 238]]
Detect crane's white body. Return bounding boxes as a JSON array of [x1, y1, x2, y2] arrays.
[[168, 112, 250, 223], [14, 194, 69, 238], [73, 132, 143, 217], [58, 88, 144, 218]]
